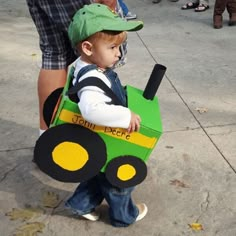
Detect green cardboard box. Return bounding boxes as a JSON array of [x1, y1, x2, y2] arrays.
[[34, 66, 163, 188]]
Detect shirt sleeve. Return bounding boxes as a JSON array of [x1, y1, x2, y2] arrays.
[[77, 70, 131, 128]]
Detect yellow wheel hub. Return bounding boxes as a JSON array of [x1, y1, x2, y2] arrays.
[[52, 141, 88, 171], [117, 164, 136, 181]]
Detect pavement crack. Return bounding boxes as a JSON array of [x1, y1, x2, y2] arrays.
[[51, 198, 66, 215], [200, 191, 210, 212], [0, 165, 18, 182], [164, 127, 201, 133], [204, 123, 236, 129], [84, 221, 92, 235], [0, 146, 34, 152], [196, 191, 210, 222], [207, 128, 236, 136]]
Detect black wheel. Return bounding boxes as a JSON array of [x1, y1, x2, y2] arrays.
[[105, 156, 147, 188], [43, 87, 63, 128], [34, 123, 107, 183]]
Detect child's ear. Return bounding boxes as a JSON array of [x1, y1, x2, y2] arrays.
[[81, 41, 93, 56]]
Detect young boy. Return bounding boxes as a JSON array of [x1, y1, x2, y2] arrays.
[[65, 4, 147, 227]]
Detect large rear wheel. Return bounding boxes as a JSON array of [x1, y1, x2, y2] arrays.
[[34, 123, 107, 183]]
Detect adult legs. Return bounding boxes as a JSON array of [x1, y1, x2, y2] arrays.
[[195, 0, 209, 11], [227, 0, 236, 25], [38, 69, 67, 131], [213, 0, 228, 28], [26, 0, 84, 133], [118, 0, 129, 16]]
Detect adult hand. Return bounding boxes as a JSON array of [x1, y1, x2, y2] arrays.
[[93, 0, 117, 10]]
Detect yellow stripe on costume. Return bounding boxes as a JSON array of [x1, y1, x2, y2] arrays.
[[59, 109, 157, 149]]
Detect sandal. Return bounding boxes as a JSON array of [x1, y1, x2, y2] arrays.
[[194, 3, 209, 12], [181, 1, 199, 10]]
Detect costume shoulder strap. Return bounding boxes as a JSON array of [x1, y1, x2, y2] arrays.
[[74, 64, 97, 84], [67, 76, 123, 106]]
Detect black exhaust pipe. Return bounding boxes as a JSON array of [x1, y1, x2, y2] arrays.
[[143, 64, 167, 100]]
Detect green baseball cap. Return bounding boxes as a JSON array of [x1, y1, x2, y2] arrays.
[[68, 3, 144, 46]]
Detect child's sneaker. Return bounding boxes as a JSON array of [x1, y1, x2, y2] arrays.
[[81, 212, 100, 221], [65, 202, 100, 221], [125, 12, 137, 20], [136, 203, 148, 222]]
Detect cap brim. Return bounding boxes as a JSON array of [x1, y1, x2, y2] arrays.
[[103, 20, 143, 32]]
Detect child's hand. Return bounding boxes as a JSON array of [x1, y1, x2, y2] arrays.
[[128, 112, 141, 133]]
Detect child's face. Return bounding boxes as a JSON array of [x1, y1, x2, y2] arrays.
[[90, 39, 122, 69]]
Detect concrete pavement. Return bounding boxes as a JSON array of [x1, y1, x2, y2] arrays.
[[0, 0, 235, 235]]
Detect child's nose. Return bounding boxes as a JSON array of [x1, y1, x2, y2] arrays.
[[116, 47, 121, 57]]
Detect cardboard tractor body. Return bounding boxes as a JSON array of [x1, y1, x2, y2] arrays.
[[34, 64, 166, 188]]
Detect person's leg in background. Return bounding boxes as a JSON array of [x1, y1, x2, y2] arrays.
[[37, 69, 68, 133], [26, 0, 90, 135], [181, 0, 200, 10], [118, 0, 137, 20], [118, 0, 129, 15], [26, 0, 118, 135], [227, 0, 236, 25], [194, 0, 209, 12], [213, 0, 227, 28]]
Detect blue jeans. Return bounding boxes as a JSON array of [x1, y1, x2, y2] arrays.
[[65, 173, 139, 227], [118, 0, 129, 16]]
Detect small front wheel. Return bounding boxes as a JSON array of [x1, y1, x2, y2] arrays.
[[105, 156, 147, 188]]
